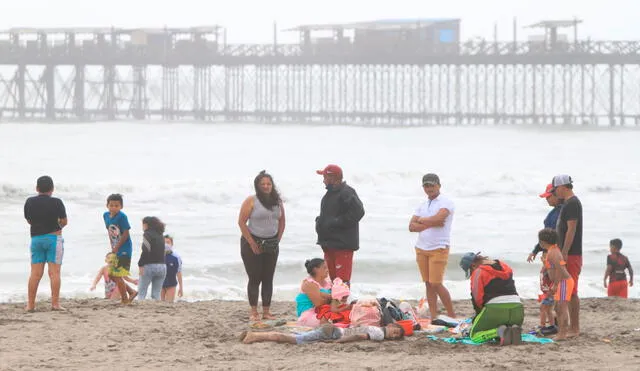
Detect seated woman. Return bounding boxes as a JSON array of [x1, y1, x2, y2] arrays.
[[459, 252, 524, 345], [295, 258, 332, 327]]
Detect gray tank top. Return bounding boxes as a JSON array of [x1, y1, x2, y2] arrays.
[[248, 196, 281, 238]]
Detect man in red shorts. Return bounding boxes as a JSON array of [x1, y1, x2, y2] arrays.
[[315, 164, 365, 286], [551, 174, 583, 338]]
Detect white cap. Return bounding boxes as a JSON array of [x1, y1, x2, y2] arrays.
[[552, 174, 573, 188]]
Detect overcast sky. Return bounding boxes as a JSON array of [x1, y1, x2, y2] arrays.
[[1, 0, 637, 43]]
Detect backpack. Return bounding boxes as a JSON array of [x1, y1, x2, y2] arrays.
[[378, 298, 404, 325]]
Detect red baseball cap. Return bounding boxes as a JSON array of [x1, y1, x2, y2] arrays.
[[316, 164, 343, 177], [539, 184, 554, 198]]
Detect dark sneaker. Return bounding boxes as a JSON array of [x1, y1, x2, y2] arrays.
[[540, 325, 558, 336], [510, 326, 523, 345], [498, 325, 512, 346]]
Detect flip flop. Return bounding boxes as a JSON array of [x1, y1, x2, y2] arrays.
[[51, 306, 66, 312]]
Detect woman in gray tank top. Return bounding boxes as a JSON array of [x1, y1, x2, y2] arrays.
[[238, 170, 286, 321]]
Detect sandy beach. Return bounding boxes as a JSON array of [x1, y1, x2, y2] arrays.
[[1, 297, 639, 370]]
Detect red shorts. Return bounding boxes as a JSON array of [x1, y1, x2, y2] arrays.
[[607, 280, 628, 298], [322, 248, 354, 283], [566, 255, 582, 296]]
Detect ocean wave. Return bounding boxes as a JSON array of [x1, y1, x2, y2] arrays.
[[587, 186, 612, 193], [0, 183, 31, 200], [0, 173, 633, 206], [0, 181, 242, 205], [0, 273, 628, 304]]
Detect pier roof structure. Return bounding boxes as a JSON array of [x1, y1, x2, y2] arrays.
[[0, 19, 635, 65], [0, 26, 224, 37], [527, 19, 583, 29], [284, 18, 459, 31]]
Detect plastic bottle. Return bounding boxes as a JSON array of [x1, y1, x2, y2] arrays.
[[416, 297, 430, 319]]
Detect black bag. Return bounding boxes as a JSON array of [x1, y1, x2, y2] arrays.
[[254, 235, 279, 254], [378, 298, 403, 325]]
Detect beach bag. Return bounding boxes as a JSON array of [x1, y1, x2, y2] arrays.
[[350, 298, 382, 327], [253, 235, 279, 254], [378, 298, 404, 325]]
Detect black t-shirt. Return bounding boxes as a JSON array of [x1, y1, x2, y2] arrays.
[[556, 196, 583, 256], [607, 253, 630, 282], [24, 194, 67, 237]]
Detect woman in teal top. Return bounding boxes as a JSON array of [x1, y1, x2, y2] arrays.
[[296, 258, 332, 327]]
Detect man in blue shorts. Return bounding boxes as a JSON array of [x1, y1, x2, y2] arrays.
[[24, 176, 68, 311]]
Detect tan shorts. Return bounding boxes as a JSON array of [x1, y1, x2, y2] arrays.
[[415, 247, 450, 284]]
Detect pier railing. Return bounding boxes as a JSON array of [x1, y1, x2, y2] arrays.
[[1, 40, 640, 65]]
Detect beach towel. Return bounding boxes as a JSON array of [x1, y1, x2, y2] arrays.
[[315, 304, 351, 325], [249, 319, 288, 330], [425, 333, 554, 345]]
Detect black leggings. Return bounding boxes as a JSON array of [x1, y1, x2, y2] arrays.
[[240, 236, 279, 307]]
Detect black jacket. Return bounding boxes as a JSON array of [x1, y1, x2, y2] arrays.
[[315, 182, 365, 251], [138, 230, 166, 267]]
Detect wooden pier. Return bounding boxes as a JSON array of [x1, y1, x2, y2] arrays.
[[1, 19, 639, 126]]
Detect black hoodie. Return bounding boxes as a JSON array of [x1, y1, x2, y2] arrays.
[[138, 229, 165, 267], [315, 182, 365, 251]]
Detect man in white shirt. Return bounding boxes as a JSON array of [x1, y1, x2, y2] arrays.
[[409, 173, 456, 321]]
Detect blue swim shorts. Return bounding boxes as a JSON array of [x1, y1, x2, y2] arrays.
[[541, 295, 554, 306], [30, 234, 64, 264]]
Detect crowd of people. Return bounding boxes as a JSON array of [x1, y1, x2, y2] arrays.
[[236, 167, 633, 345], [22, 167, 634, 345], [24, 176, 184, 311]]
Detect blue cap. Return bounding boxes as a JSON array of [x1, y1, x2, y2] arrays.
[[460, 252, 481, 278]]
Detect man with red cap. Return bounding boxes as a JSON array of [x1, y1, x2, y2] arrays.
[[527, 184, 563, 263], [315, 164, 365, 286]]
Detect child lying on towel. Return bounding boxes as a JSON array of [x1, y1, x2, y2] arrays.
[[241, 323, 404, 344]]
